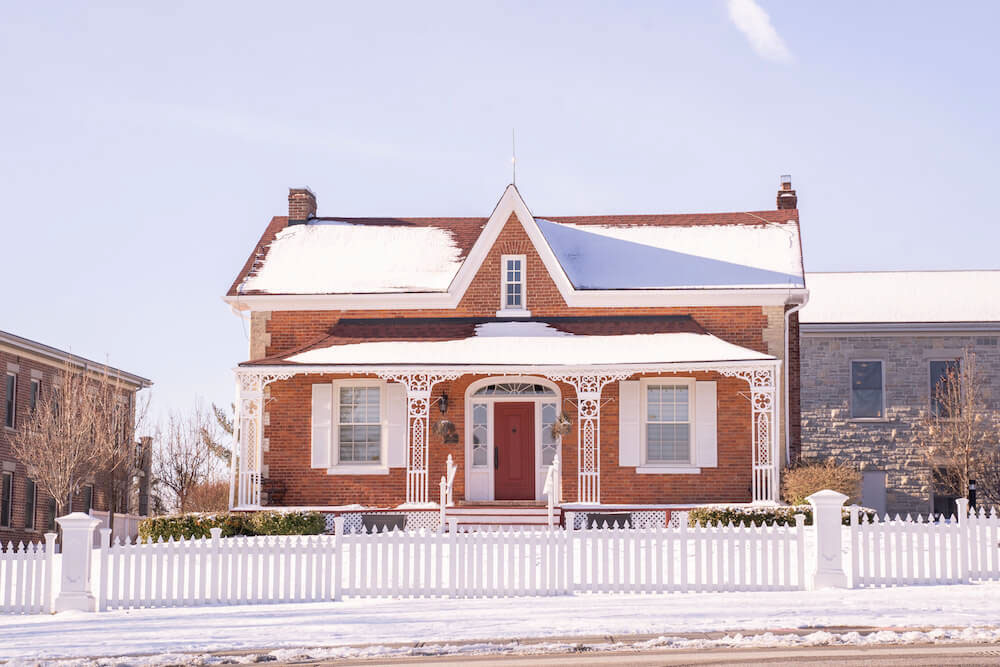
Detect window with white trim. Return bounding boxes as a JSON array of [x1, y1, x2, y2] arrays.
[[644, 383, 692, 464], [337, 386, 382, 464], [500, 254, 526, 312]]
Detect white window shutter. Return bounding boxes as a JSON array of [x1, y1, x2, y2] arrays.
[[695, 381, 718, 468], [618, 380, 641, 467], [386, 383, 408, 468], [311, 384, 332, 468]]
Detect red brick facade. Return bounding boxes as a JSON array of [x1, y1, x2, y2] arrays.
[[248, 210, 801, 508], [0, 339, 148, 546]]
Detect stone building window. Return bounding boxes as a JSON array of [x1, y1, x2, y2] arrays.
[[929, 359, 960, 418], [850, 361, 884, 419]]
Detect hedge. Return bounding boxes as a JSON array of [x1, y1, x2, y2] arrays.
[[138, 511, 326, 542], [686, 505, 877, 528]]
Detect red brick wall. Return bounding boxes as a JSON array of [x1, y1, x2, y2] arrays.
[[1, 349, 131, 546], [257, 212, 777, 507], [263, 370, 753, 507]]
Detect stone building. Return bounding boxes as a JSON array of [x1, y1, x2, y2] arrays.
[[799, 271, 1000, 516]]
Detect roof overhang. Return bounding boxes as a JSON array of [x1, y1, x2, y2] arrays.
[[0, 330, 152, 389]]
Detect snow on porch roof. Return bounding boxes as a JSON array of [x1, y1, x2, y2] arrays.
[[256, 320, 774, 368]]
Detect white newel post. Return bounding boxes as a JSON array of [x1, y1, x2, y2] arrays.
[[55, 512, 102, 612], [545, 373, 629, 505], [719, 363, 781, 503], [377, 372, 458, 505], [807, 489, 848, 589]]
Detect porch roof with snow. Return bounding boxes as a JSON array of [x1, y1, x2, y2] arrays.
[[239, 317, 775, 370], [226, 186, 805, 306]]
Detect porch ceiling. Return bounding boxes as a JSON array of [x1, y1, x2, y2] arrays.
[[241, 319, 774, 369]]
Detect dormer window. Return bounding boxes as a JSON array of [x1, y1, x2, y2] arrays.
[[498, 254, 529, 316]]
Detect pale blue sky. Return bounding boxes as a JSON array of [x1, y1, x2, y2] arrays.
[[2, 2, 997, 424]]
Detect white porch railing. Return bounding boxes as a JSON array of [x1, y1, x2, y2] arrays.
[[439, 454, 457, 527], [543, 454, 561, 528]]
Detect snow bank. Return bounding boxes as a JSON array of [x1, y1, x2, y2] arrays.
[[4, 583, 1000, 662]]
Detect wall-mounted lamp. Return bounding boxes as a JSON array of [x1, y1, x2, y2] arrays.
[[439, 393, 449, 414]]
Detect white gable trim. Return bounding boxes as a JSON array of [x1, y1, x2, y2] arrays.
[[223, 185, 807, 312]]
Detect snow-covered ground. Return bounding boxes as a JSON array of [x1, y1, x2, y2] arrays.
[[3, 582, 1000, 663]]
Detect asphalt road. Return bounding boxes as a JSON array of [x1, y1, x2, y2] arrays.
[[301, 643, 1000, 666]]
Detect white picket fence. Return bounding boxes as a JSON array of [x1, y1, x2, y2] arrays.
[[849, 501, 1000, 587], [0, 535, 55, 614], [92, 516, 806, 611], [90, 510, 144, 544]]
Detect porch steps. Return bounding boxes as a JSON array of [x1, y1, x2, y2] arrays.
[[446, 506, 557, 530]]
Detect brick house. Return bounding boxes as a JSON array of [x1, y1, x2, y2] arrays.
[[225, 181, 807, 527], [799, 271, 1000, 517], [1, 329, 151, 546]]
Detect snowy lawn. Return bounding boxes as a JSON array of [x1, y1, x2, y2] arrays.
[[3, 582, 1000, 662]]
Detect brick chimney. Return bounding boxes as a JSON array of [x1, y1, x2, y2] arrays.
[[288, 188, 317, 224], [776, 175, 797, 210]]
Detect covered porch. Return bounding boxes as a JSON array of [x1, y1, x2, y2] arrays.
[[229, 319, 783, 513]]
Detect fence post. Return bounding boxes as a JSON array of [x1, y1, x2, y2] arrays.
[[794, 514, 806, 589], [563, 511, 576, 594], [333, 517, 344, 601], [43, 532, 57, 613], [806, 490, 848, 589], [956, 497, 969, 583], [439, 477, 448, 529], [54, 512, 101, 612], [98, 528, 112, 611], [448, 518, 459, 597]]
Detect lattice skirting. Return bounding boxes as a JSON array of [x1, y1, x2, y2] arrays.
[[568, 510, 681, 530], [324, 511, 441, 534]]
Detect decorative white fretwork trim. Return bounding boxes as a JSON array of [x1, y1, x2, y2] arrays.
[[231, 370, 297, 509], [544, 372, 631, 505], [376, 372, 460, 505], [717, 363, 781, 503]]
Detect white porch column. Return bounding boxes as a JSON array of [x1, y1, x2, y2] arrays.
[[719, 362, 782, 503], [233, 370, 294, 509], [377, 372, 458, 505], [546, 373, 629, 505]]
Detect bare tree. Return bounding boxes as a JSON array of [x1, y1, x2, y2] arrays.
[[9, 362, 114, 516], [153, 404, 219, 512], [915, 350, 1000, 505], [97, 383, 151, 534]]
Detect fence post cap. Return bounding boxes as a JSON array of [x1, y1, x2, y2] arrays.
[[209, 527, 223, 538], [56, 512, 102, 529], [805, 489, 849, 506]]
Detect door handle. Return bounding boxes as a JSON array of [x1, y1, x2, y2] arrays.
[[494, 447, 499, 470]]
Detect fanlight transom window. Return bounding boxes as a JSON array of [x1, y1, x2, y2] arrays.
[[473, 382, 556, 396]]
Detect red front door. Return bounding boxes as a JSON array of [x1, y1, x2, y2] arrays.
[[494, 402, 535, 500]]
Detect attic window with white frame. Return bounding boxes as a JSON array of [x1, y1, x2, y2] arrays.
[[498, 254, 529, 316]]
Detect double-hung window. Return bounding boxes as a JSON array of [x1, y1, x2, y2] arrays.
[[499, 254, 528, 315], [930, 359, 960, 418], [337, 386, 382, 464], [644, 382, 693, 464], [850, 361, 884, 419], [29, 379, 40, 413], [4, 373, 15, 429], [24, 479, 36, 530], [0, 472, 12, 527]]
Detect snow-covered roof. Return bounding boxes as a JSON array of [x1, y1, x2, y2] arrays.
[[800, 271, 1000, 324], [536, 219, 803, 290], [229, 188, 805, 297], [279, 321, 773, 367], [241, 221, 467, 294]]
